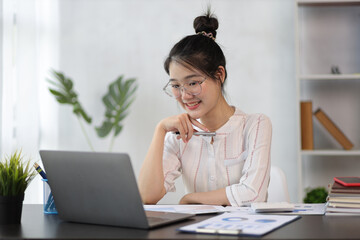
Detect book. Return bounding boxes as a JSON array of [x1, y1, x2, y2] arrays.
[[328, 197, 360, 204], [328, 192, 360, 198], [328, 202, 360, 208], [300, 101, 314, 150], [327, 206, 360, 213], [326, 213, 360, 216], [326, 204, 360, 215], [328, 182, 360, 197], [314, 108, 354, 150], [331, 189, 360, 194], [330, 182, 360, 194], [326, 181, 360, 216], [325, 208, 360, 216]]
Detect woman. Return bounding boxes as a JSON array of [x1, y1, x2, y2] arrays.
[[139, 10, 272, 206]]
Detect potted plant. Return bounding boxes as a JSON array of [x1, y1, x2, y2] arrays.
[[0, 150, 36, 224], [47, 70, 138, 152], [303, 187, 328, 203]]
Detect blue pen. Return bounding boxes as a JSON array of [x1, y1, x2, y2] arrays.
[[34, 163, 47, 179]]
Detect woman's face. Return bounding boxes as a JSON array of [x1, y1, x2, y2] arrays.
[[168, 61, 222, 119]]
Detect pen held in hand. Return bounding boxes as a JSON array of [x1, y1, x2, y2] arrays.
[[173, 131, 216, 137]]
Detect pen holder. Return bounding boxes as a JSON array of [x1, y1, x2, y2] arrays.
[[42, 179, 58, 214]]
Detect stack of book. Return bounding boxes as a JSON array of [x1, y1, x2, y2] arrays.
[[326, 181, 360, 215]]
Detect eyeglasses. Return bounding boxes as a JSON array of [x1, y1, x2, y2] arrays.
[[163, 78, 206, 98]]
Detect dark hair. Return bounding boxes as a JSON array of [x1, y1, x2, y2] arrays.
[[164, 10, 227, 89]]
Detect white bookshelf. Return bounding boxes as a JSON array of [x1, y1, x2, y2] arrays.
[[295, 0, 360, 201], [300, 75, 360, 80], [301, 150, 360, 156]]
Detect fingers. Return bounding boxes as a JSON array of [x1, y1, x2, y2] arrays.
[[176, 114, 195, 143], [179, 114, 211, 142], [190, 118, 209, 132], [160, 113, 209, 143], [185, 117, 194, 141], [178, 118, 188, 143]]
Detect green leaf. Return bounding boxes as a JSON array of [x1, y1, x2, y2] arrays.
[[95, 121, 113, 138], [47, 70, 92, 124], [79, 108, 92, 124], [114, 125, 123, 136], [0, 150, 36, 196], [96, 76, 137, 138], [102, 95, 116, 111], [49, 89, 66, 98]]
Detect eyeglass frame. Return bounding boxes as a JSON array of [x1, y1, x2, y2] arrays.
[[162, 77, 207, 98]]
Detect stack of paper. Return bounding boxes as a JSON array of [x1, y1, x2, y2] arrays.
[[144, 204, 225, 215], [326, 181, 360, 216], [225, 203, 325, 215]]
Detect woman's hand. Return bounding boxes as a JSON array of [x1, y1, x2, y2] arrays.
[[179, 189, 231, 205], [179, 193, 193, 204], [158, 113, 208, 143], [139, 113, 207, 204]]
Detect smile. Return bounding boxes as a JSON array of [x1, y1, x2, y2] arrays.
[[185, 101, 201, 110]]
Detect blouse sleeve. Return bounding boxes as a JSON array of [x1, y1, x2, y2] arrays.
[[162, 133, 182, 192], [225, 114, 272, 206]]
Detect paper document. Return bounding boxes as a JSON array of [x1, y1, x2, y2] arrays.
[[178, 212, 300, 236], [224, 206, 251, 213], [281, 203, 325, 215], [144, 204, 225, 215], [225, 203, 325, 215]]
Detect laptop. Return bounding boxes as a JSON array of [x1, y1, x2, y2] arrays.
[[39, 150, 194, 229]]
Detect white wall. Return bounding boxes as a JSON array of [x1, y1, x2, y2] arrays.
[[0, 0, 2, 156], [46, 0, 297, 203]]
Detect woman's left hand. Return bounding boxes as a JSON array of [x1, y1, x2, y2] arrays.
[[179, 193, 196, 204], [179, 189, 231, 205]]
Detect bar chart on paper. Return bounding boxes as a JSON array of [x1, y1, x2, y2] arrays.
[[178, 212, 300, 236]]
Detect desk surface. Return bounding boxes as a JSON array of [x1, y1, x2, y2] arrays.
[[1, 205, 360, 239]]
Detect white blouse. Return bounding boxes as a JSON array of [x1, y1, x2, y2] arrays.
[[162, 107, 272, 206]]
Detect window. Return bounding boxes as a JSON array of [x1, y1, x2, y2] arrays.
[[1, 0, 60, 203]]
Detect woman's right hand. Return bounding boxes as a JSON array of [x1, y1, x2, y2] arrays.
[[158, 113, 209, 143]]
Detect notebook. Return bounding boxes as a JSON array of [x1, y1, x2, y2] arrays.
[[39, 150, 194, 229]]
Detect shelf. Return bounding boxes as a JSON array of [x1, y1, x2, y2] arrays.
[[296, 0, 360, 201], [301, 149, 360, 156], [300, 74, 360, 80], [298, 0, 360, 6]]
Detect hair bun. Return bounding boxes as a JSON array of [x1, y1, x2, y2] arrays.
[[193, 12, 219, 38]]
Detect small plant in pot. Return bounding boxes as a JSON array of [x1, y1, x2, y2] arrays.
[[303, 187, 328, 203], [0, 150, 36, 224]]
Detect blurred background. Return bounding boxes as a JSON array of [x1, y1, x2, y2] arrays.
[[0, 0, 298, 204]]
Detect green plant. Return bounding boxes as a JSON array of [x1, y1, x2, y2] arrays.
[[0, 150, 36, 196], [303, 187, 328, 203], [47, 70, 94, 150], [48, 70, 137, 151], [95, 76, 137, 150]]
